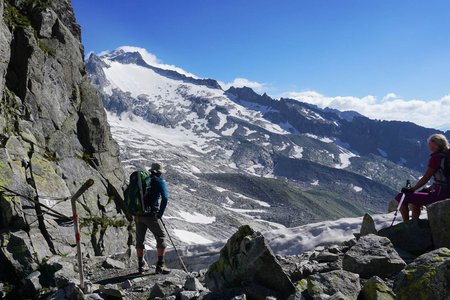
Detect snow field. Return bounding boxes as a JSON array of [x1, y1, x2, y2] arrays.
[[164, 211, 216, 224], [173, 229, 213, 244]]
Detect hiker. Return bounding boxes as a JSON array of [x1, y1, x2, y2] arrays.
[[135, 163, 170, 275], [395, 133, 450, 221]]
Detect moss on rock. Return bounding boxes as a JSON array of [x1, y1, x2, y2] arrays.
[[80, 216, 127, 229], [362, 276, 395, 300], [3, 2, 31, 29], [307, 270, 360, 300], [395, 248, 450, 300], [30, 154, 69, 198], [295, 279, 308, 293], [207, 225, 254, 273]]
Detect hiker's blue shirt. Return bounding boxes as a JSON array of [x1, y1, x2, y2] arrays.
[[144, 176, 168, 217]]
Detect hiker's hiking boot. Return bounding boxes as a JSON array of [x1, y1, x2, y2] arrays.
[[155, 263, 171, 274], [138, 261, 149, 275]]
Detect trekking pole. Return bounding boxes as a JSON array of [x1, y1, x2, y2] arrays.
[[70, 179, 95, 291], [160, 219, 190, 274], [390, 180, 411, 227]]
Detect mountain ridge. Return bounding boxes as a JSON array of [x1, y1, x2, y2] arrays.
[[85, 47, 428, 243]]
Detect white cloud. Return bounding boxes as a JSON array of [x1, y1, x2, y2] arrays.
[[219, 77, 268, 94], [284, 90, 450, 130], [113, 46, 200, 79]]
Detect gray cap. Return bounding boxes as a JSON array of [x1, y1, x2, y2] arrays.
[[150, 162, 165, 174]]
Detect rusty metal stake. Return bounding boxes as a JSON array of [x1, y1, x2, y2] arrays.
[[70, 179, 94, 291]]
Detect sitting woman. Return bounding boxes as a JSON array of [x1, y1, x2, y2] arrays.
[[395, 133, 450, 221]]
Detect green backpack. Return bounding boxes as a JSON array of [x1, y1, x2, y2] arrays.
[[124, 170, 151, 215]]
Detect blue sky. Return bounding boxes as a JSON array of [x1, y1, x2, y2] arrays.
[[72, 0, 450, 129]]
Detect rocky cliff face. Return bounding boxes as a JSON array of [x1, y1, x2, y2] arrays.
[[0, 0, 128, 280]]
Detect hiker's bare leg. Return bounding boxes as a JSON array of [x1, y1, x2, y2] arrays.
[[155, 246, 170, 273], [400, 204, 409, 222], [157, 246, 166, 264], [411, 205, 421, 219], [137, 247, 144, 259], [157, 246, 166, 257]]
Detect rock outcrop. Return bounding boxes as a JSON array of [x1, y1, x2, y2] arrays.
[[378, 219, 433, 256], [428, 199, 450, 249], [307, 270, 361, 300], [359, 213, 377, 236], [0, 0, 128, 292], [342, 234, 406, 279], [361, 276, 395, 300], [394, 247, 450, 300], [205, 225, 295, 300]]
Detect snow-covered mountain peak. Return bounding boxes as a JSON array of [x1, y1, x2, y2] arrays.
[[102, 46, 200, 79], [85, 45, 435, 247], [89, 47, 223, 91]]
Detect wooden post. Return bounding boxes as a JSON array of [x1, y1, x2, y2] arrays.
[[70, 179, 94, 291]]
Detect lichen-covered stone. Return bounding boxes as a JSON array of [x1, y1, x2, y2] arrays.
[[205, 225, 295, 300], [428, 199, 450, 249], [307, 270, 360, 300], [0, 231, 37, 280], [394, 248, 450, 300], [343, 234, 406, 278], [361, 276, 395, 300], [360, 213, 377, 236], [378, 219, 433, 256]]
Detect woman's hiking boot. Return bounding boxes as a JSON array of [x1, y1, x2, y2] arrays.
[[155, 262, 171, 274]]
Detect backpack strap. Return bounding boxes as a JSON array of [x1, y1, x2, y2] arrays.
[[435, 152, 450, 185], [137, 172, 145, 213]]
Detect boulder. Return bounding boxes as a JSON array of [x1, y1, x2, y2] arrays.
[[38, 256, 79, 289], [427, 198, 450, 249], [387, 199, 398, 213], [99, 284, 125, 298], [378, 219, 433, 255], [47, 281, 84, 300], [287, 279, 308, 300], [23, 271, 42, 298], [279, 250, 343, 282], [205, 225, 295, 300], [120, 279, 132, 289], [306, 270, 360, 300], [149, 281, 182, 299], [180, 290, 200, 300], [360, 213, 377, 236], [343, 234, 406, 278], [184, 277, 204, 291], [328, 292, 349, 300], [198, 289, 247, 300], [361, 276, 395, 300], [0, 231, 37, 279], [394, 247, 450, 300], [315, 251, 340, 263], [102, 257, 126, 270], [85, 294, 105, 300]]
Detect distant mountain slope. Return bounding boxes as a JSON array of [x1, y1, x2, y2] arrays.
[[85, 46, 438, 246], [227, 86, 449, 172]]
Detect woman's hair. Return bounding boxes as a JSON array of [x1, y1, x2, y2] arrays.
[[428, 133, 450, 152]]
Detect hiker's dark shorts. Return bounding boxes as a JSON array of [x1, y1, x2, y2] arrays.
[[395, 184, 450, 206], [135, 216, 167, 249]]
